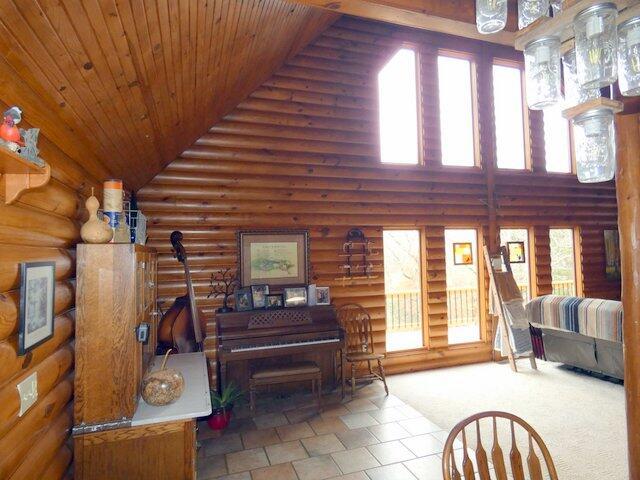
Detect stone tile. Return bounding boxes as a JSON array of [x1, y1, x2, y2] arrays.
[[228, 416, 259, 435], [331, 447, 380, 474], [395, 404, 424, 419], [301, 433, 346, 456], [431, 430, 462, 448], [343, 398, 378, 413], [197, 454, 227, 479], [242, 428, 281, 449], [369, 407, 410, 424], [253, 413, 289, 429], [226, 448, 269, 473], [286, 406, 321, 424], [276, 422, 316, 442], [198, 419, 223, 441], [251, 463, 298, 480], [321, 404, 350, 418], [203, 433, 244, 457], [218, 473, 251, 480], [327, 473, 369, 480], [366, 463, 417, 480], [309, 416, 349, 435], [368, 422, 411, 442], [264, 440, 309, 465], [367, 440, 415, 465], [370, 395, 406, 409], [339, 412, 378, 430], [404, 455, 443, 480], [398, 417, 440, 436], [292, 455, 342, 480], [401, 433, 444, 457], [335, 428, 378, 449]]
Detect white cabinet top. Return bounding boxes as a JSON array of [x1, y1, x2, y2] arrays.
[[131, 352, 212, 427]]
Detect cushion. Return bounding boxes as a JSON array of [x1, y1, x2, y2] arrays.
[[251, 361, 320, 379]]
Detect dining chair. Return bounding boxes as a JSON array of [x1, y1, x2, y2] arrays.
[[336, 303, 389, 397], [442, 411, 558, 480]]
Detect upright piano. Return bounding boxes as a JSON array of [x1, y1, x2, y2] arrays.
[[212, 305, 345, 392]]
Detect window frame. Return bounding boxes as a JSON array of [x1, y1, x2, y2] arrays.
[[436, 49, 481, 170], [376, 45, 424, 168], [492, 58, 532, 172]]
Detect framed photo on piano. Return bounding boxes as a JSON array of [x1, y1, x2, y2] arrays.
[[238, 230, 309, 287], [283, 287, 308, 308]]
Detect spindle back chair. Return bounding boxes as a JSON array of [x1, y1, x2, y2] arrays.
[[336, 303, 388, 397], [442, 411, 558, 480]]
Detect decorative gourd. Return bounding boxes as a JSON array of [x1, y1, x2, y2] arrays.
[[141, 349, 185, 406], [80, 188, 113, 244]]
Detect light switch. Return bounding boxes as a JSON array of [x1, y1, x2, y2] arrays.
[[17, 372, 38, 416]]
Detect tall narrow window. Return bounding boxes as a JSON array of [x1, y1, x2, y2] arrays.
[[550, 228, 577, 296], [438, 55, 475, 166], [378, 48, 420, 164], [544, 105, 572, 173], [383, 230, 424, 351], [500, 228, 532, 302], [445, 229, 481, 344], [493, 64, 526, 170]]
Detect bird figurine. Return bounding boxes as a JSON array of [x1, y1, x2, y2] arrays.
[[0, 106, 24, 147]]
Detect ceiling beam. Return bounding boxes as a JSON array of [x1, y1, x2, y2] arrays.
[[284, 0, 516, 46]]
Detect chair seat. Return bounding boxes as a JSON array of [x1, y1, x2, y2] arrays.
[[251, 361, 320, 379], [346, 352, 384, 362]]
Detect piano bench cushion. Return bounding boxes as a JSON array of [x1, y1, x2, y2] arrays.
[[251, 361, 321, 379], [345, 352, 384, 362]]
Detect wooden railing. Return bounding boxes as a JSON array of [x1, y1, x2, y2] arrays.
[[387, 281, 575, 332]]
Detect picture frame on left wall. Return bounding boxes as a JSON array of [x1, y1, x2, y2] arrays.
[[19, 261, 56, 355]]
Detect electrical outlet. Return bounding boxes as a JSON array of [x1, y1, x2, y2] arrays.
[[17, 372, 37, 416]]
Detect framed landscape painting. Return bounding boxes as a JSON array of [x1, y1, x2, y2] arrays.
[[238, 230, 309, 287]]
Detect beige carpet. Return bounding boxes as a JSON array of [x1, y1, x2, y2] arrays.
[[387, 360, 627, 480]]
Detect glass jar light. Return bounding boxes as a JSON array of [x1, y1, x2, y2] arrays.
[[519, 0, 549, 29], [476, 0, 508, 34], [524, 36, 562, 109], [574, 3, 618, 89], [562, 48, 601, 108], [550, 0, 562, 16], [618, 17, 640, 96], [572, 107, 616, 183]]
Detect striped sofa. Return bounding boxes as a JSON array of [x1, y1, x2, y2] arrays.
[[526, 295, 623, 379]]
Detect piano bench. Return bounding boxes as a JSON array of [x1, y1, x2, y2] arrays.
[[249, 361, 322, 413]]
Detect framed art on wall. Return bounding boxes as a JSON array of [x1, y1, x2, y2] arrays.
[[453, 242, 473, 265], [19, 261, 56, 355], [507, 241, 526, 264], [238, 230, 309, 287]]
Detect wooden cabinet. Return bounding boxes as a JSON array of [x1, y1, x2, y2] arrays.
[[75, 244, 158, 426], [74, 420, 196, 480]]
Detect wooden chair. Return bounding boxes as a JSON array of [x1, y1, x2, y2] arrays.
[[442, 411, 558, 480], [337, 303, 389, 397]]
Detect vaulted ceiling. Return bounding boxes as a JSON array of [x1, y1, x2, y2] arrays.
[[0, 0, 338, 190]]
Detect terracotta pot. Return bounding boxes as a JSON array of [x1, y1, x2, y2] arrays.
[[207, 407, 233, 430]]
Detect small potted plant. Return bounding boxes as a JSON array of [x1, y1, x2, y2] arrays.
[[208, 383, 243, 430]]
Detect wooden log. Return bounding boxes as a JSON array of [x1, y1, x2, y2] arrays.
[[0, 314, 74, 387], [15, 179, 81, 219], [0, 280, 74, 341], [0, 378, 72, 478], [0, 343, 73, 436], [0, 204, 79, 248], [615, 114, 640, 479], [0, 246, 74, 293], [34, 445, 72, 480]]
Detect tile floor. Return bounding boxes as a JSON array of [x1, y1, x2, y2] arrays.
[[196, 383, 467, 480]]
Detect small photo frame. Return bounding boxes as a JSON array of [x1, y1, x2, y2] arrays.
[[283, 287, 308, 308], [19, 261, 56, 355], [266, 294, 284, 309], [316, 286, 331, 306], [453, 242, 473, 265], [235, 288, 254, 312], [250, 284, 269, 309], [507, 241, 526, 264]]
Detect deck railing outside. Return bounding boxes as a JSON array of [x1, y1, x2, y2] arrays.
[[386, 280, 575, 331]]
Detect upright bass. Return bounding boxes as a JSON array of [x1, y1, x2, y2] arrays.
[[157, 231, 205, 353]]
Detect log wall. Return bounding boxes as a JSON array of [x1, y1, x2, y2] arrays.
[[0, 67, 105, 477], [139, 16, 620, 374]]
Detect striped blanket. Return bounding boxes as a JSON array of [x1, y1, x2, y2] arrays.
[[526, 295, 623, 343]]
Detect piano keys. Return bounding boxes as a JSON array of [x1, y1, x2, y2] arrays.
[[212, 305, 345, 392]]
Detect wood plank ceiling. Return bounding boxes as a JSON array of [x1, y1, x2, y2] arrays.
[[0, 0, 337, 190]]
